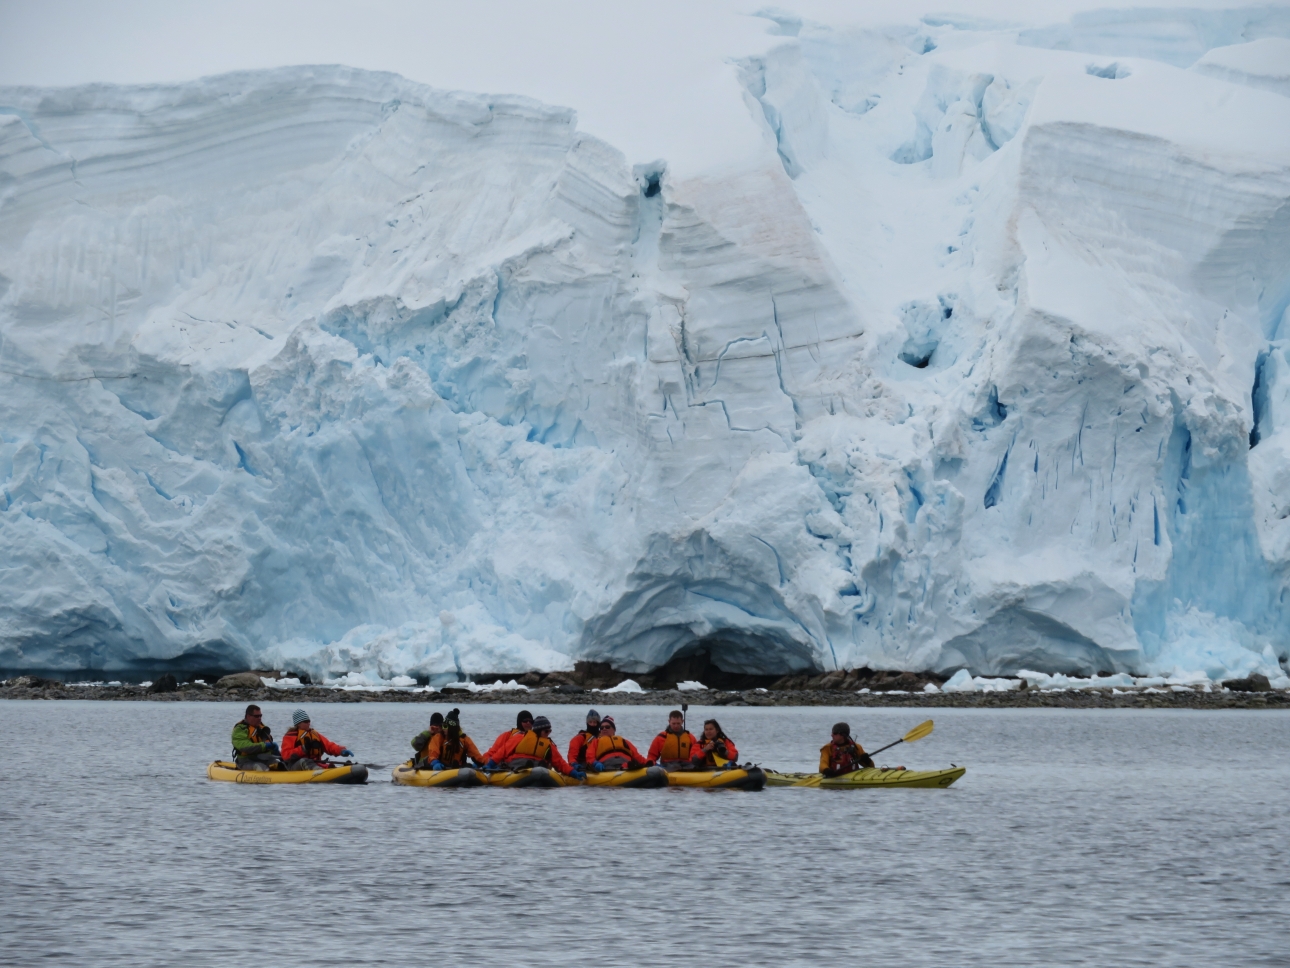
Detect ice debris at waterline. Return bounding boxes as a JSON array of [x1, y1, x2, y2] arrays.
[[2, 7, 1290, 687]]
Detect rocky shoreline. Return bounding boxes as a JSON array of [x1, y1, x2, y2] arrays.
[[3, 676, 1287, 710]]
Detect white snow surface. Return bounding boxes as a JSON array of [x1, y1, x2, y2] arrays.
[[1, 5, 1289, 684]]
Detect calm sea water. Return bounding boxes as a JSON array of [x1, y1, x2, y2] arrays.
[[2, 700, 1287, 967]]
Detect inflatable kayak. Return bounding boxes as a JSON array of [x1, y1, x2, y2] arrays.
[[665, 767, 766, 790], [480, 766, 566, 788], [764, 766, 965, 789], [391, 762, 483, 788], [207, 761, 369, 784], [581, 765, 669, 788]]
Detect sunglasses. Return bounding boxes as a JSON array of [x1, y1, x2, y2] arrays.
[[247, 713, 262, 718], [599, 723, 614, 730]]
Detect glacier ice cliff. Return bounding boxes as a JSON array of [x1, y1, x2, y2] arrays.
[[2, 6, 1289, 684]]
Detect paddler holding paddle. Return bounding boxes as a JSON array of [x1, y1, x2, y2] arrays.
[[820, 722, 874, 777]]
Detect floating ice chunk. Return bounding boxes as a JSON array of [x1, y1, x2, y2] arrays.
[[677, 680, 709, 691], [923, 683, 940, 693], [941, 670, 975, 692], [140, 681, 153, 688], [389, 675, 418, 688], [598, 679, 645, 694], [857, 688, 871, 694]]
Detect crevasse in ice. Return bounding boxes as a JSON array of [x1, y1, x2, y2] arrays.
[[2, 8, 1289, 683]]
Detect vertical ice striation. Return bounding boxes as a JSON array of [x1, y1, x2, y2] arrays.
[[1, 6, 1289, 684]]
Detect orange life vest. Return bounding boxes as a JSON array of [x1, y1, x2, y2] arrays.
[[437, 731, 470, 768], [571, 729, 598, 765], [655, 730, 693, 764], [590, 735, 635, 768], [292, 727, 326, 762], [507, 730, 553, 767]]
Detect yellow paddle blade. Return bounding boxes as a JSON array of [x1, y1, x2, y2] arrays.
[[903, 719, 934, 744]]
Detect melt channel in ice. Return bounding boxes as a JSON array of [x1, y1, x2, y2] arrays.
[[1, 4, 1289, 686]]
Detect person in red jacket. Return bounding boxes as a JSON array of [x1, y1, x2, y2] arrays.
[[500, 715, 583, 777], [483, 709, 533, 768], [584, 716, 647, 772], [695, 718, 738, 768], [647, 710, 699, 770], [280, 709, 353, 770], [566, 708, 601, 769]]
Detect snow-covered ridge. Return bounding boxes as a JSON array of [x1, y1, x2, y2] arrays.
[[2, 7, 1289, 685]]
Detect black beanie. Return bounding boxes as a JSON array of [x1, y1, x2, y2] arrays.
[[832, 722, 850, 737], [430, 712, 444, 727], [517, 710, 533, 727]]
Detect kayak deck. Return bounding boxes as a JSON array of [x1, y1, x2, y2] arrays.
[[207, 761, 369, 784], [391, 763, 483, 787], [764, 766, 966, 788]]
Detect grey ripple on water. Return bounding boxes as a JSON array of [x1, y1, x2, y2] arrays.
[[1, 700, 1287, 967]]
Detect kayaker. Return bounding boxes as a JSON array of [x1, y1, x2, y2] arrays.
[[584, 715, 648, 771], [424, 708, 487, 770], [695, 718, 738, 769], [646, 709, 699, 770], [484, 709, 533, 768], [820, 722, 874, 777], [500, 715, 583, 778], [566, 708, 601, 768], [231, 704, 281, 771], [410, 711, 445, 768], [280, 709, 354, 770]]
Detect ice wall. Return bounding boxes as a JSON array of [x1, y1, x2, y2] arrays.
[[1, 7, 1288, 683]]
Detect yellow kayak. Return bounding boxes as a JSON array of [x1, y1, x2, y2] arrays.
[[664, 767, 766, 790], [764, 766, 966, 789], [391, 762, 483, 787], [480, 766, 568, 788], [581, 765, 669, 788], [207, 761, 369, 784]]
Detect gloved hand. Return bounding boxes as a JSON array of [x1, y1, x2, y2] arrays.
[[265, 742, 280, 754], [485, 759, 497, 771], [570, 767, 586, 780], [431, 760, 444, 771], [592, 762, 604, 772], [340, 749, 354, 758], [646, 759, 656, 767]]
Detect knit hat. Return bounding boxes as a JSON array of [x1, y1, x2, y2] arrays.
[[600, 715, 616, 729], [430, 712, 444, 727], [831, 722, 850, 737], [293, 709, 311, 726], [444, 708, 461, 730], [585, 708, 601, 724], [517, 710, 534, 727], [532, 715, 552, 732]]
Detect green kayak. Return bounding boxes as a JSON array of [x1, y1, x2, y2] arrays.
[[765, 766, 965, 789]]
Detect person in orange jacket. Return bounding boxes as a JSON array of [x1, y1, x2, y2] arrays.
[[419, 708, 487, 770], [566, 708, 601, 769], [584, 715, 647, 772], [500, 715, 583, 777], [483, 710, 533, 768], [280, 709, 353, 770], [820, 722, 874, 777], [646, 710, 699, 770], [694, 718, 738, 769]]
